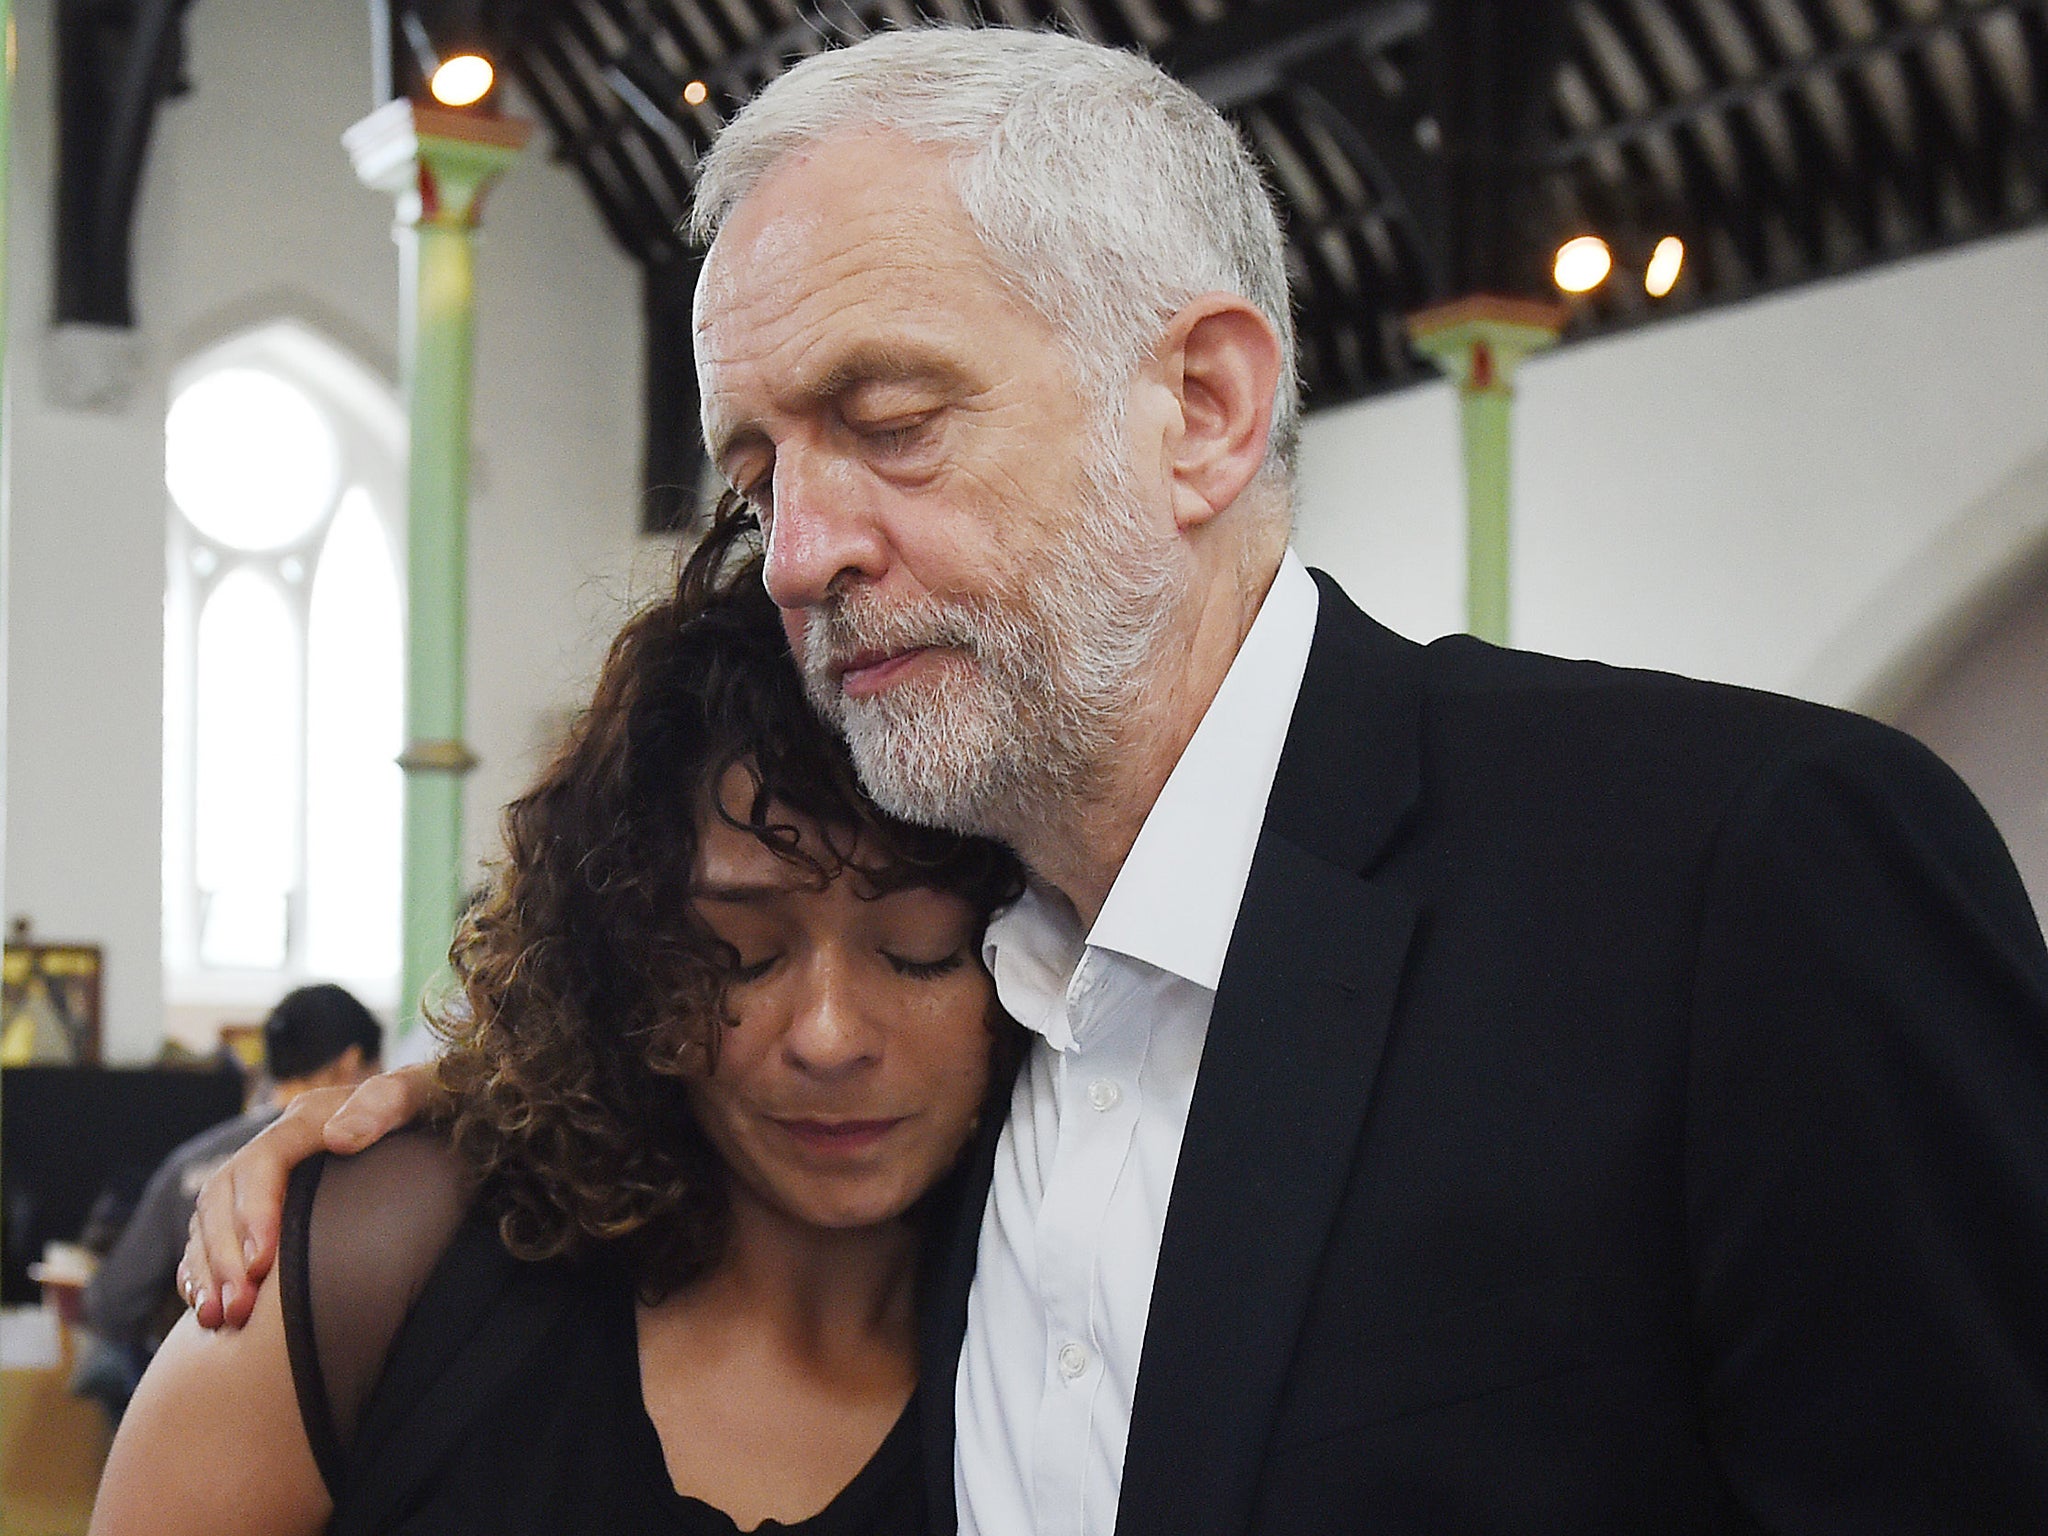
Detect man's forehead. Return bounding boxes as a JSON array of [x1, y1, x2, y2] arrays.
[[698, 131, 958, 281], [694, 157, 1027, 454]]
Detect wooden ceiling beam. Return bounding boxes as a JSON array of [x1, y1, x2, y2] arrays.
[[1718, 0, 1884, 254], [1548, 0, 2036, 164], [504, 53, 666, 256], [1589, 1, 1778, 280], [1159, 0, 1429, 111], [1285, 48, 1448, 295], [55, 0, 198, 327], [522, 27, 693, 256], [1921, 1, 2025, 222], [1645, 0, 1834, 267], [2019, 7, 2048, 206], [693, 0, 898, 102], [1865, 0, 1982, 232], [1554, 9, 1716, 288]]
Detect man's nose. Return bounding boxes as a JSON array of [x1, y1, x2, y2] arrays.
[[780, 953, 882, 1079], [760, 453, 888, 611]]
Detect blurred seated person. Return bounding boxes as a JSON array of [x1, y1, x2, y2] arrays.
[[79, 985, 381, 1417]]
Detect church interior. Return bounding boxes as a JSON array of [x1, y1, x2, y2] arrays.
[[1, 0, 2044, 1525]]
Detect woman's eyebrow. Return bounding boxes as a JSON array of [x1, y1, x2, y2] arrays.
[[690, 879, 796, 903]]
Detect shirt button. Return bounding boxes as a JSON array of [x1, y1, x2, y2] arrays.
[[1058, 1342, 1090, 1379], [1086, 1078, 1122, 1112]]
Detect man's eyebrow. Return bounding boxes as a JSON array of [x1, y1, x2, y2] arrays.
[[809, 345, 969, 402], [703, 410, 757, 477]]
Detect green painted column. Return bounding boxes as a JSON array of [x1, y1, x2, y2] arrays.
[[1, 0, 14, 1197], [345, 101, 529, 1029], [1408, 297, 1566, 645]]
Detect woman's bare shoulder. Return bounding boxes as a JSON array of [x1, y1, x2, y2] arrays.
[[93, 1131, 485, 1536], [91, 1255, 330, 1536]]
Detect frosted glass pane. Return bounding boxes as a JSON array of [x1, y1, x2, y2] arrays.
[[195, 570, 298, 968], [306, 489, 403, 981], [201, 890, 289, 971], [167, 368, 341, 551]]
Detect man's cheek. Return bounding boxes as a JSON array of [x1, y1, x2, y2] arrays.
[[779, 606, 810, 663]]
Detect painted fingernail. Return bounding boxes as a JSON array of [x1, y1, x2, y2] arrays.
[[220, 1281, 237, 1315], [244, 1238, 259, 1266], [194, 1286, 209, 1315]]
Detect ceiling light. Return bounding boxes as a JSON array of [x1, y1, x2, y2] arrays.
[[1553, 235, 1613, 295], [682, 79, 709, 107], [1645, 236, 1685, 298], [430, 53, 494, 108]]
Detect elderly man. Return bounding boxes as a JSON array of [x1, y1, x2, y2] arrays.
[[188, 27, 2048, 1534]]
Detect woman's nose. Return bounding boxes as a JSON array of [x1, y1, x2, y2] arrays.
[[779, 954, 881, 1077]]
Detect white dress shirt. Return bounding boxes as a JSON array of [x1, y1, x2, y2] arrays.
[[955, 552, 1321, 1536]]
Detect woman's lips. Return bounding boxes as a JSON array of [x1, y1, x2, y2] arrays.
[[774, 1117, 905, 1155], [836, 647, 935, 699]]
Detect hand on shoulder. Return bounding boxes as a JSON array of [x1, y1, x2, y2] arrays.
[[180, 1064, 445, 1329]]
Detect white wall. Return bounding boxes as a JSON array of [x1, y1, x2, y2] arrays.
[[3, 0, 650, 1060], [1897, 568, 2048, 923], [1296, 225, 2048, 708]]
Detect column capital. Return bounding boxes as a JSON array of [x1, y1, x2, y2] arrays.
[[1407, 295, 1567, 395], [344, 99, 532, 229], [397, 737, 480, 775]]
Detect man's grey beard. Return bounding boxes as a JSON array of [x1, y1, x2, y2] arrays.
[[797, 459, 1184, 844]]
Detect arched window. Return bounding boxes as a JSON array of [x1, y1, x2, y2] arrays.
[[163, 323, 406, 1016]]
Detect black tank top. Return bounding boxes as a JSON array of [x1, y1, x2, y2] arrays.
[[279, 1135, 924, 1536]]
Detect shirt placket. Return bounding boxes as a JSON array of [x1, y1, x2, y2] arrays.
[[1027, 952, 1147, 1536]]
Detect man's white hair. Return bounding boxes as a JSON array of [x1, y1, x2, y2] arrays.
[[690, 25, 1300, 482]]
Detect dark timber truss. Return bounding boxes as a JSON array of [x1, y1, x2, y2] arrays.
[[61, 2, 2046, 518]]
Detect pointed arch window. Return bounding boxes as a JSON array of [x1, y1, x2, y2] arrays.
[[164, 326, 406, 1015]]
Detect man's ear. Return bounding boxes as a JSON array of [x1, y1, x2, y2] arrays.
[[1154, 294, 1282, 533]]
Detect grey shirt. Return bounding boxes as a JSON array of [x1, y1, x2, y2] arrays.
[[83, 1105, 279, 1352]]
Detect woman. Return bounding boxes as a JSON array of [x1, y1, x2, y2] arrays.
[[90, 500, 1022, 1536]]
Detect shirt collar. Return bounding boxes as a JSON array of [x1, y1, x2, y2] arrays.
[[984, 551, 1320, 1033]]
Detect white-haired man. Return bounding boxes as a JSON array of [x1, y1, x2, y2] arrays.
[[187, 26, 2048, 1534]]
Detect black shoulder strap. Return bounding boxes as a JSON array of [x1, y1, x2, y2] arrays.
[[279, 1154, 346, 1493], [327, 1206, 583, 1536]]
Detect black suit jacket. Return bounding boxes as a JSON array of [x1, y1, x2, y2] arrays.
[[920, 572, 2048, 1535]]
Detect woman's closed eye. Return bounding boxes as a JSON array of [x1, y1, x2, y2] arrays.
[[727, 950, 780, 982], [882, 948, 968, 980]]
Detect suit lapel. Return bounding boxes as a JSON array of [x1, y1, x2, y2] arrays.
[[1115, 578, 1424, 1536]]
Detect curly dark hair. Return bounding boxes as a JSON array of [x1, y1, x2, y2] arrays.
[[431, 495, 1024, 1298]]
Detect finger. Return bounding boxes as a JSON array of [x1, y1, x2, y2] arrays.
[[187, 1090, 342, 1331], [194, 1159, 261, 1327], [228, 1092, 348, 1286], [324, 1064, 441, 1153], [183, 1212, 225, 1330]]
